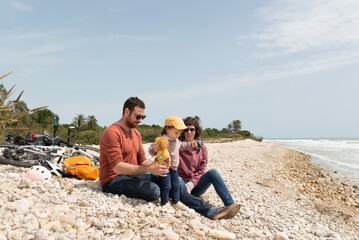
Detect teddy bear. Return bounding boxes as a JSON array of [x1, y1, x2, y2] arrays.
[[154, 136, 171, 167]]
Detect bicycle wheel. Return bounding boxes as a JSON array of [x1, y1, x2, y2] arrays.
[[0, 143, 20, 148], [72, 145, 100, 167], [0, 156, 38, 168], [0, 145, 46, 168]]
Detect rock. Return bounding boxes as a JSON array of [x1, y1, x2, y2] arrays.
[[194, 230, 205, 237], [79, 200, 92, 207], [0, 142, 359, 239], [19, 177, 32, 188], [15, 198, 29, 213], [313, 224, 332, 237], [7, 173, 20, 180], [162, 229, 179, 240], [33, 230, 51, 240], [86, 179, 101, 190], [209, 229, 236, 240], [60, 215, 76, 227], [273, 232, 289, 240], [188, 218, 203, 230], [119, 229, 134, 240]]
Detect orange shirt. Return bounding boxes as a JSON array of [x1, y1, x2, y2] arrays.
[[99, 123, 146, 187]]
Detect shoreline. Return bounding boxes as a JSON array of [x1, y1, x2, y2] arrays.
[[0, 140, 358, 239], [265, 138, 359, 186]]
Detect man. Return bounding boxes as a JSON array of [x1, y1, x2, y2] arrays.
[[100, 96, 240, 220]]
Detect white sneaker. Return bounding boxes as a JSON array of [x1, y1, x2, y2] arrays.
[[171, 201, 187, 211], [161, 202, 174, 211]]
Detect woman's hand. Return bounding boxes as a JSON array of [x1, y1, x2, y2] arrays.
[[185, 183, 191, 193], [192, 140, 197, 148]]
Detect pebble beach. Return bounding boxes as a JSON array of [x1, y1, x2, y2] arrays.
[[1, 139, 359, 240]]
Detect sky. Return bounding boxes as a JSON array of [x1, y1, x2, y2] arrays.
[[1, 0, 359, 139]]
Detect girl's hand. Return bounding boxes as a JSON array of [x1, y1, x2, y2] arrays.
[[153, 145, 159, 153], [192, 140, 197, 148]]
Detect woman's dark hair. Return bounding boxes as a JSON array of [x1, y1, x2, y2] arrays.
[[182, 117, 202, 139], [123, 97, 145, 115]]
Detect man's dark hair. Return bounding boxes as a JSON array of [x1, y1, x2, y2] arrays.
[[123, 97, 145, 115], [182, 116, 202, 139]]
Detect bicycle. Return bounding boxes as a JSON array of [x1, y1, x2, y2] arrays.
[[0, 118, 100, 169]]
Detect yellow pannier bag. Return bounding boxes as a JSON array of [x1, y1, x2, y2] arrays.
[[62, 156, 99, 180]]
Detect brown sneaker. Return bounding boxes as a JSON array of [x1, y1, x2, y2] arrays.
[[221, 203, 241, 219], [208, 203, 241, 220]]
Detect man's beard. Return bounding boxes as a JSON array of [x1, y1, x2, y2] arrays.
[[126, 118, 138, 129]]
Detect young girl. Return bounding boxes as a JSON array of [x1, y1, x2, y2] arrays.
[[149, 115, 197, 210]]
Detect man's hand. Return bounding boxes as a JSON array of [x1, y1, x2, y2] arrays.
[[146, 162, 169, 177]]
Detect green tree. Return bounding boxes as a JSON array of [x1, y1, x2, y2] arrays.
[[227, 123, 232, 132], [232, 120, 242, 132], [13, 100, 29, 114], [31, 109, 58, 127], [73, 114, 86, 130], [86, 115, 98, 129]]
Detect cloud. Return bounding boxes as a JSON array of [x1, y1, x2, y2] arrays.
[[10, 1, 32, 12], [141, 46, 359, 107], [0, 30, 80, 66], [240, 0, 359, 58]]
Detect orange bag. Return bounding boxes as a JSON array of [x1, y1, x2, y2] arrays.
[[62, 156, 99, 180]]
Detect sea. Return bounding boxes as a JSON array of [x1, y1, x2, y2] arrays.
[[265, 139, 359, 185]]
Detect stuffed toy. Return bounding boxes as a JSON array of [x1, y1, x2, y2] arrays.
[[155, 136, 171, 167]]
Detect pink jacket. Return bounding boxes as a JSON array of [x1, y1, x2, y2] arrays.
[[178, 140, 208, 186], [149, 136, 193, 171]]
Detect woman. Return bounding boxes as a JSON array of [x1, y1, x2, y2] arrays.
[[178, 117, 240, 217]]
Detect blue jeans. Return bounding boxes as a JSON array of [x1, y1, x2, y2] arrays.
[[102, 174, 160, 201], [159, 169, 180, 205], [190, 169, 234, 206], [178, 177, 212, 216], [102, 173, 212, 216]]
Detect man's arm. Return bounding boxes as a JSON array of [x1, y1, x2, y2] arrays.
[[113, 160, 169, 176]]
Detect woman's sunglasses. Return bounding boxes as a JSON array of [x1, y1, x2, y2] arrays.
[[135, 114, 146, 120], [184, 128, 195, 133]]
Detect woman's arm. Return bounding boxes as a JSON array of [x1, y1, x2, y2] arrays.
[[191, 145, 208, 186]]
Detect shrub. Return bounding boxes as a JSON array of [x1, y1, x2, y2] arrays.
[[1, 72, 47, 130], [237, 130, 251, 138], [204, 128, 220, 138]]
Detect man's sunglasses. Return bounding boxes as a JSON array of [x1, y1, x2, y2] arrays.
[[184, 128, 195, 133], [135, 114, 146, 120]]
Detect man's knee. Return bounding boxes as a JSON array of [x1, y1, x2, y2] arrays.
[[142, 183, 161, 201]]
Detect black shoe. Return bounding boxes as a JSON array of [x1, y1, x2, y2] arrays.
[[208, 203, 241, 220]]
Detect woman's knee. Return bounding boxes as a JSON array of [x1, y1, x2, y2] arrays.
[[207, 168, 220, 178]]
